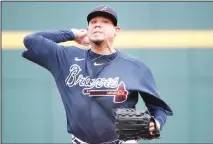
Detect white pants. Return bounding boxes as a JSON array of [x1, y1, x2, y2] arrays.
[[72, 135, 138, 144]]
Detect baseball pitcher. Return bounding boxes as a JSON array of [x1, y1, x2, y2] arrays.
[[22, 5, 173, 144]]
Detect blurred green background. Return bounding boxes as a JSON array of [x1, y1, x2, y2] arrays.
[[2, 2, 213, 143]]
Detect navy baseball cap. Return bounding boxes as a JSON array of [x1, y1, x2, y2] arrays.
[[87, 5, 118, 26]]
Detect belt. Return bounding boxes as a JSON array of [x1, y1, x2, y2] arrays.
[[72, 136, 123, 144]]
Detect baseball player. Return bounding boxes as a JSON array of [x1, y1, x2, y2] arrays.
[[22, 5, 173, 144]]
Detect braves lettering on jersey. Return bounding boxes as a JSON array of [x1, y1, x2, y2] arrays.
[[22, 30, 173, 144], [65, 64, 128, 103]]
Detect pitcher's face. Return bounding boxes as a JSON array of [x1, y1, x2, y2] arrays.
[[87, 16, 119, 45]]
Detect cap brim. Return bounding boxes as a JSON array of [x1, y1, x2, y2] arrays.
[[87, 11, 117, 26]]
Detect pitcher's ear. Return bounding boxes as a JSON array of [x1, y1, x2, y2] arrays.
[[115, 26, 120, 36]]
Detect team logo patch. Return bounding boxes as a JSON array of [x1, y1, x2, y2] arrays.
[[65, 64, 128, 103]]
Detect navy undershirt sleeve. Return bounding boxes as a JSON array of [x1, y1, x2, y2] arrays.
[[22, 30, 75, 78]]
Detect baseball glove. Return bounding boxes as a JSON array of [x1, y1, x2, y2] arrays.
[[114, 108, 160, 141]]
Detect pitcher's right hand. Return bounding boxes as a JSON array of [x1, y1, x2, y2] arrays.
[[71, 28, 91, 47]]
